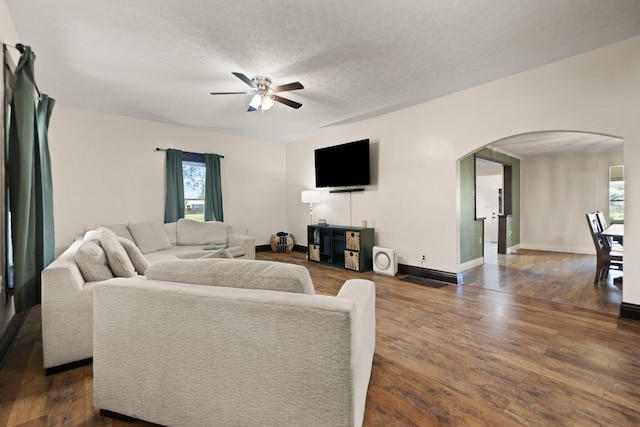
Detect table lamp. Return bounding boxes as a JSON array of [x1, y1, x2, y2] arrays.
[[301, 190, 320, 224]]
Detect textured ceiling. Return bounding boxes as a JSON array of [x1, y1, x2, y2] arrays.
[[6, 0, 640, 144]]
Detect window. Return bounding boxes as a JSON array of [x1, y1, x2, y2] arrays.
[[183, 160, 206, 222], [609, 165, 624, 224]]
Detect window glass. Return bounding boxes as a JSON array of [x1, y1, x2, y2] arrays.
[[609, 165, 624, 224], [183, 161, 205, 222]]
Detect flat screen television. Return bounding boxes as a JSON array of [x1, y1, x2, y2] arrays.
[[314, 139, 370, 188]]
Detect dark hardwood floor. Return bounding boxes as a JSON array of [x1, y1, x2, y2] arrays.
[[1, 250, 638, 426], [467, 245, 622, 315]]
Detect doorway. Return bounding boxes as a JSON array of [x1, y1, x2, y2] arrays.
[[475, 157, 504, 264]]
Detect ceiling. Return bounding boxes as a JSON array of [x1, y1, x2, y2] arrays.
[[6, 1, 640, 145]]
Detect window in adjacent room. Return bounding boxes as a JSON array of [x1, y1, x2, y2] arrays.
[[609, 165, 624, 224], [183, 159, 206, 222]]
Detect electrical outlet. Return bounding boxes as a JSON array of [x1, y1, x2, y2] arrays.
[[421, 255, 426, 267]]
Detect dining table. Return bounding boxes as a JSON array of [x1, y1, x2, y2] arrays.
[[601, 223, 624, 284], [601, 223, 624, 244]]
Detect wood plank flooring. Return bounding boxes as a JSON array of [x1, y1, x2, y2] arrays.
[[1, 250, 638, 426]]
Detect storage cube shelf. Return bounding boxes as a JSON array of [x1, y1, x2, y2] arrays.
[[307, 225, 374, 272]]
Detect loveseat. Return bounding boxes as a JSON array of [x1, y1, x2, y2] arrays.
[[93, 258, 376, 427], [41, 218, 255, 372]]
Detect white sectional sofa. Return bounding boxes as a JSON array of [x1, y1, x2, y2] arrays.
[[41, 218, 255, 373], [93, 259, 376, 427]]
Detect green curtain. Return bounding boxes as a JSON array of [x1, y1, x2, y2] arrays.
[[204, 153, 223, 222], [35, 94, 56, 271], [8, 46, 56, 312], [164, 148, 184, 223]]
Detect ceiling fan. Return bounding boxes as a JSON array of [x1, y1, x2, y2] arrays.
[[210, 72, 304, 112]]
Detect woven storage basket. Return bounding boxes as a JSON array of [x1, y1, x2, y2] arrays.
[[270, 234, 294, 253]]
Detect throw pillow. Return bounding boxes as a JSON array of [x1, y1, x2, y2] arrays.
[[199, 248, 233, 259], [118, 237, 151, 275], [103, 223, 135, 242], [177, 218, 228, 246], [146, 259, 315, 295], [98, 227, 137, 277], [163, 222, 178, 246], [74, 239, 114, 282], [128, 221, 173, 254]]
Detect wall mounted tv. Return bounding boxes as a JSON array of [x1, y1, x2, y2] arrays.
[[314, 139, 370, 188]]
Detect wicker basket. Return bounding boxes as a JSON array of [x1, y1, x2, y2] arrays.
[[270, 234, 294, 253], [345, 250, 360, 271], [346, 231, 361, 251], [309, 244, 320, 261]]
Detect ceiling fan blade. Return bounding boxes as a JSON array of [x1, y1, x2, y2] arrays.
[[273, 95, 302, 109], [232, 72, 257, 89], [272, 82, 304, 93], [210, 91, 251, 95]]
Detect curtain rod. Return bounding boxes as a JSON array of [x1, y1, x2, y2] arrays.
[[154, 147, 224, 158], [5, 43, 26, 53]]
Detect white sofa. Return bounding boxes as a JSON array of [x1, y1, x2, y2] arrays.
[[93, 258, 376, 427], [41, 219, 255, 373]]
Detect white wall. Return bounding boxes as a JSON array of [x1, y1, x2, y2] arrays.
[[49, 106, 286, 250], [286, 36, 640, 306], [521, 148, 623, 254]]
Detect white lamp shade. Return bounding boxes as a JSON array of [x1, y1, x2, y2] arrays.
[[301, 190, 320, 203]]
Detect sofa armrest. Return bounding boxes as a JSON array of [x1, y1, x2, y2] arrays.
[[41, 239, 95, 369], [228, 233, 255, 260], [337, 279, 376, 427]]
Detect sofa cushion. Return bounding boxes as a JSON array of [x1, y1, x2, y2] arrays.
[[118, 237, 150, 275], [102, 223, 135, 242], [146, 259, 315, 294], [199, 248, 233, 259], [98, 228, 137, 278], [163, 222, 178, 245], [177, 219, 227, 246], [128, 221, 173, 254], [74, 239, 114, 282]]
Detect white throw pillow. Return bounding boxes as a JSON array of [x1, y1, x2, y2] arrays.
[[128, 221, 173, 254], [163, 222, 178, 245], [74, 239, 114, 282], [102, 223, 135, 242], [177, 218, 228, 246], [118, 237, 150, 275], [98, 227, 137, 277]]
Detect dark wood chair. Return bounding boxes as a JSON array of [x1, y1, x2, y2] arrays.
[[586, 212, 623, 284], [596, 210, 623, 249]]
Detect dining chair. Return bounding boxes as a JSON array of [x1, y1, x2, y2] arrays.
[[586, 212, 623, 284], [596, 210, 623, 249]]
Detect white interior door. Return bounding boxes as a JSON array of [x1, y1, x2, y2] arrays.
[[489, 184, 503, 242]]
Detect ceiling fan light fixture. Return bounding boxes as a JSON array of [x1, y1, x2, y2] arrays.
[[261, 94, 275, 111], [250, 94, 262, 110], [212, 72, 303, 112]]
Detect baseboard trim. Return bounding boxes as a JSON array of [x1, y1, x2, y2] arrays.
[[293, 244, 307, 253], [255, 244, 271, 252], [398, 264, 463, 284], [45, 357, 93, 376], [99, 409, 137, 423], [620, 302, 640, 322], [0, 310, 28, 369]]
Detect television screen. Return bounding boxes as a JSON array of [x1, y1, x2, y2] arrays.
[[314, 139, 370, 188]]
